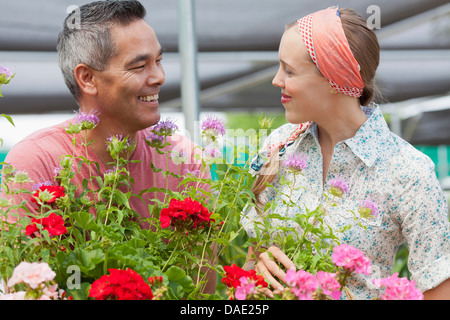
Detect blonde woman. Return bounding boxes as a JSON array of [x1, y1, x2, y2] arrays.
[[241, 7, 450, 299]]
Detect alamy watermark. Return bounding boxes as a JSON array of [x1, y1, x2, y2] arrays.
[[66, 5, 81, 30], [366, 5, 381, 30], [65, 4, 382, 30], [66, 265, 81, 290]]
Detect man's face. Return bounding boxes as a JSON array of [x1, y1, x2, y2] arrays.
[[92, 19, 165, 133]]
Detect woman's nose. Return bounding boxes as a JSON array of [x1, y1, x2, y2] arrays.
[[272, 67, 284, 88]]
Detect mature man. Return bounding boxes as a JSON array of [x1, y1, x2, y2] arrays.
[[1, 0, 216, 294], [2, 0, 209, 216]]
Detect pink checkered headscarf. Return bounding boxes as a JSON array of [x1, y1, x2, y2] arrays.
[[297, 6, 364, 98]]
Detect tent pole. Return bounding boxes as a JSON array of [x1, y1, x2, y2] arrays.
[[177, 0, 200, 144]]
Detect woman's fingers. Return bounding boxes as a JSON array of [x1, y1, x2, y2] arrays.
[[255, 260, 279, 298], [267, 246, 296, 277], [256, 256, 283, 290], [256, 246, 296, 296]]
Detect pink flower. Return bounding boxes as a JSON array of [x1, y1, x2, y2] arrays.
[[331, 244, 371, 275], [317, 271, 341, 300], [285, 269, 319, 300], [0, 291, 27, 300], [282, 153, 308, 173], [8, 262, 56, 289], [372, 273, 424, 300], [327, 176, 350, 197], [235, 276, 258, 300]]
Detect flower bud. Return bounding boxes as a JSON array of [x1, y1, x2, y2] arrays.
[[13, 170, 31, 184], [258, 116, 274, 130], [0, 197, 12, 208]]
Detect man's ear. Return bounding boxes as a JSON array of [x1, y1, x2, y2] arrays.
[[74, 64, 98, 96]]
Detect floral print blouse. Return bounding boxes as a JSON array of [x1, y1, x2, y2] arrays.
[[241, 104, 450, 299]]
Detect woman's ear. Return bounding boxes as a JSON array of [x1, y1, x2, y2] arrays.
[[74, 64, 98, 96]]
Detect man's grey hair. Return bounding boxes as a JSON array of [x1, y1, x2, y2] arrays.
[[56, 0, 146, 100]]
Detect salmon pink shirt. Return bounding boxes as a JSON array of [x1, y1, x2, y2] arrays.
[[1, 119, 210, 227]]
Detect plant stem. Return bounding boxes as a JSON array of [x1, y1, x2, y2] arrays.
[[162, 140, 170, 205], [162, 241, 179, 272], [104, 157, 120, 225], [103, 249, 108, 275], [83, 130, 96, 199]]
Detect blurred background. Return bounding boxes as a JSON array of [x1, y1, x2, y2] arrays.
[[0, 0, 449, 192]]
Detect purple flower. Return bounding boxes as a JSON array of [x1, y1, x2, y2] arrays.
[[0, 66, 15, 96], [183, 169, 200, 177], [107, 134, 130, 147], [282, 153, 308, 173], [203, 144, 222, 162], [145, 131, 165, 148], [152, 118, 178, 136], [32, 180, 53, 191], [327, 176, 349, 197], [171, 151, 188, 164], [106, 134, 135, 154], [74, 110, 100, 130], [0, 66, 13, 80], [201, 115, 226, 140], [358, 199, 379, 219]]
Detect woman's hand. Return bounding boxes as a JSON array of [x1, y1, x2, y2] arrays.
[[252, 246, 296, 298]]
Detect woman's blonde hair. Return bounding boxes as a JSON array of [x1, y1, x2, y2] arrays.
[[251, 8, 380, 209]]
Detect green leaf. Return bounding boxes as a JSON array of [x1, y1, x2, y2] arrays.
[[229, 231, 239, 242], [72, 211, 98, 231], [113, 189, 131, 209], [165, 265, 195, 299], [1, 114, 15, 126], [65, 282, 92, 300], [63, 248, 105, 275]]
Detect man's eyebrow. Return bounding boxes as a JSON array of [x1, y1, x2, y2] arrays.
[[125, 48, 164, 68]]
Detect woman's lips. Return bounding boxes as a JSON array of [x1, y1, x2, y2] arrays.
[[281, 93, 292, 104]]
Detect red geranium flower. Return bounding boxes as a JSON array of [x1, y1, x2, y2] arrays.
[[221, 264, 268, 289], [31, 185, 65, 204], [160, 197, 213, 230], [221, 264, 251, 288], [89, 268, 154, 300], [25, 212, 67, 237]]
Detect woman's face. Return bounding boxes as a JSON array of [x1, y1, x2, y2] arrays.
[[272, 26, 332, 124]]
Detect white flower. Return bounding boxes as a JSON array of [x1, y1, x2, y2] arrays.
[[8, 262, 56, 289]]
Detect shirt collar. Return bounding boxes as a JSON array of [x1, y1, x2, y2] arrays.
[[344, 105, 392, 167], [299, 104, 392, 167]]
